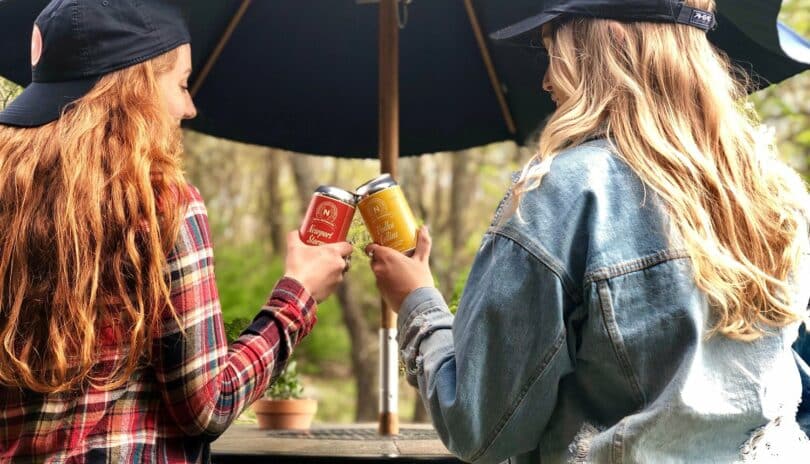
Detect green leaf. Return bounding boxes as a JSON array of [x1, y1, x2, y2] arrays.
[[267, 359, 305, 399], [223, 317, 253, 344], [796, 130, 810, 147]]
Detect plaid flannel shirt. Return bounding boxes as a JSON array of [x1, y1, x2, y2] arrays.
[[0, 186, 317, 463]]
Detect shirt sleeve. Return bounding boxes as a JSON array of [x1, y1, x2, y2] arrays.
[[398, 232, 575, 464], [153, 186, 317, 438]]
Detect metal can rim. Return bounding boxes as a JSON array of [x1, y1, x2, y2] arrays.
[[314, 186, 357, 205], [355, 174, 397, 199]]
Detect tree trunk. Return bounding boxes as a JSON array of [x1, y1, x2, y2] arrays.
[[399, 157, 428, 222], [401, 156, 431, 423], [335, 280, 379, 421], [265, 149, 286, 255], [296, 155, 379, 422], [431, 155, 447, 236], [442, 149, 476, 295], [289, 154, 319, 216]]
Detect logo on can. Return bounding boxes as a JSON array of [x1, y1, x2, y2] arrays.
[[355, 174, 417, 254], [367, 198, 390, 219], [299, 186, 356, 246], [315, 202, 339, 224]]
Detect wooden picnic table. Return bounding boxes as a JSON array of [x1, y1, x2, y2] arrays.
[[211, 423, 465, 463]]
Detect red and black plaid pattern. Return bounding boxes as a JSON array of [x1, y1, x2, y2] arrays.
[[0, 186, 316, 463]]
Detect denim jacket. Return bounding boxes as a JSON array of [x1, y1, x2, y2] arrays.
[[796, 324, 810, 436], [398, 139, 810, 463]]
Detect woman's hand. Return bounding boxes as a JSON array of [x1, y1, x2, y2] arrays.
[[366, 226, 435, 312], [284, 231, 353, 302]]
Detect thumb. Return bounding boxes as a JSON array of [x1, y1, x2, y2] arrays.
[[329, 241, 354, 257], [413, 226, 432, 262], [372, 244, 399, 261]]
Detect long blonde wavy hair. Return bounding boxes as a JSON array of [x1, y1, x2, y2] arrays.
[[513, 0, 809, 341], [0, 49, 189, 393]]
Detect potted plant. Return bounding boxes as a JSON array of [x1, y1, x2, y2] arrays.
[[251, 360, 318, 430]]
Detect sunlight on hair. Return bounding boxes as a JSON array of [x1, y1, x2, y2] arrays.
[[0, 48, 189, 393], [509, 0, 810, 341]]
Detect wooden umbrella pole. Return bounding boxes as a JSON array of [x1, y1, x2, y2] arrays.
[[378, 0, 400, 437]]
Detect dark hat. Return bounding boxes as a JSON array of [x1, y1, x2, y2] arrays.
[[0, 0, 190, 127], [491, 0, 717, 41]]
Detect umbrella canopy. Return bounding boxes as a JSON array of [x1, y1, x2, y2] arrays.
[[1, 1, 808, 159]]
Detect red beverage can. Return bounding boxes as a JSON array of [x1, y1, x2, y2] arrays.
[[299, 186, 357, 245]]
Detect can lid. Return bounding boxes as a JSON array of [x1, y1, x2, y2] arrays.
[[355, 174, 397, 198], [315, 186, 357, 205]]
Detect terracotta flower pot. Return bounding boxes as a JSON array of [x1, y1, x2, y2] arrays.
[[252, 398, 318, 430]]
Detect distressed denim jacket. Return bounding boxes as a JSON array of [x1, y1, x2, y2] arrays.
[[398, 139, 810, 464]]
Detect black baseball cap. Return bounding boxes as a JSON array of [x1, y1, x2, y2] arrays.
[[0, 0, 190, 127], [491, 0, 717, 41]]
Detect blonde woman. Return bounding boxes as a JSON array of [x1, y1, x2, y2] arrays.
[[0, 1, 351, 461], [368, 0, 810, 462]]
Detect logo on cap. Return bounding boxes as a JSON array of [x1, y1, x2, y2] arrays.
[[31, 25, 42, 67], [690, 10, 713, 29]]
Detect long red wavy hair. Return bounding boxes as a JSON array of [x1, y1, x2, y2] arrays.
[[0, 49, 189, 393]]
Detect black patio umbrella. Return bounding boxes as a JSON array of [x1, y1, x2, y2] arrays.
[[1, 0, 809, 436], [1, 1, 809, 159]]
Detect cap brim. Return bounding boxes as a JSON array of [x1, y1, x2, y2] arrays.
[[0, 77, 99, 127], [489, 12, 563, 41]]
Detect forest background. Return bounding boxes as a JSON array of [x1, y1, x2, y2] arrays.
[[1, 0, 808, 424]]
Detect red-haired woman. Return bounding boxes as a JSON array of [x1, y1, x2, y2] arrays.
[[0, 1, 352, 462]]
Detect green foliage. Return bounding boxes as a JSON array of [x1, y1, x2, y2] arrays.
[[310, 376, 356, 423], [214, 240, 350, 375], [780, 0, 810, 37], [214, 242, 283, 320], [752, 0, 810, 180], [294, 294, 350, 375], [0, 78, 22, 110], [347, 216, 373, 258], [448, 269, 470, 315], [223, 317, 253, 344], [797, 129, 810, 147], [267, 360, 305, 399]]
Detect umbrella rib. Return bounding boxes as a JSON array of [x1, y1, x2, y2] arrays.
[[190, 0, 253, 98], [463, 0, 517, 136]]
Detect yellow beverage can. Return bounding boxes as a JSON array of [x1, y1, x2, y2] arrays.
[[355, 174, 417, 254]]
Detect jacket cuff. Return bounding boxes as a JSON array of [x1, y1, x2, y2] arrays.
[[398, 287, 453, 386]]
